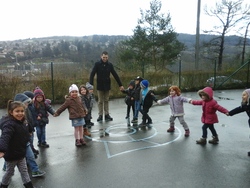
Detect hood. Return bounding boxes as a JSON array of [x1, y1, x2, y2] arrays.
[[129, 80, 135, 88], [244, 89, 250, 105], [198, 87, 213, 100]]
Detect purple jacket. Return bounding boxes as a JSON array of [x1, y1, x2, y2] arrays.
[[157, 95, 190, 116], [191, 87, 228, 124]]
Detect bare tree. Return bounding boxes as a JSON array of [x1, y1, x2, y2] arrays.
[[204, 0, 250, 71]]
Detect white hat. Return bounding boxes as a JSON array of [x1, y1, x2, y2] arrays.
[[69, 84, 79, 93]]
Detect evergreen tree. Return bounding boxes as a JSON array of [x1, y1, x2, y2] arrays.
[[117, 0, 185, 76]]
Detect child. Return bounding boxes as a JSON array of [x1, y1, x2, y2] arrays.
[[132, 76, 143, 123], [227, 89, 250, 156], [86, 82, 95, 127], [190, 87, 228, 144], [0, 101, 34, 188], [32, 87, 55, 148], [157, 85, 191, 137], [122, 80, 135, 126], [23, 91, 39, 157], [14, 93, 45, 178], [54, 84, 88, 146], [79, 85, 91, 137], [138, 79, 157, 128]]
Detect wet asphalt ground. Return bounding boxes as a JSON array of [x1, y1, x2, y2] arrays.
[[1, 89, 250, 188]]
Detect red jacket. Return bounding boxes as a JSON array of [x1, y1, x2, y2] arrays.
[[191, 87, 228, 124]]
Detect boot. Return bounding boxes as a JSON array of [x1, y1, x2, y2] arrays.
[[167, 126, 175, 132], [0, 183, 9, 188], [80, 138, 86, 145], [75, 139, 82, 147], [84, 128, 91, 137], [196, 138, 207, 145], [208, 136, 219, 144], [23, 181, 34, 188], [184, 129, 190, 137]]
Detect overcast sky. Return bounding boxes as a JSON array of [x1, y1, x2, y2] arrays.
[[0, 0, 248, 41]]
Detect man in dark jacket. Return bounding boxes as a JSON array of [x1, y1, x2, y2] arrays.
[[89, 51, 124, 122]]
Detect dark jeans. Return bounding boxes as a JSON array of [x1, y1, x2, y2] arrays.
[[202, 123, 218, 138], [140, 106, 152, 124]]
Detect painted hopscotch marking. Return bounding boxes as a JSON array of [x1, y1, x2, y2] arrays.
[[88, 123, 182, 158]]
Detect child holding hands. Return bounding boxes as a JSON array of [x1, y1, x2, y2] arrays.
[[122, 80, 135, 126], [157, 85, 191, 137], [190, 87, 228, 145], [32, 87, 55, 148], [54, 84, 88, 146], [0, 101, 34, 187], [227, 89, 250, 156]]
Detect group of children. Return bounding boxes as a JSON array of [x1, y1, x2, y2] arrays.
[[156, 85, 229, 143], [158, 85, 250, 152], [0, 88, 53, 188], [0, 82, 95, 187], [122, 76, 157, 128], [123, 77, 250, 155], [1, 77, 250, 187]]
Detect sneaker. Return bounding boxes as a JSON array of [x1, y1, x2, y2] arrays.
[[32, 148, 39, 155], [138, 122, 146, 128], [89, 122, 94, 126], [184, 129, 190, 137], [131, 118, 138, 123], [99, 129, 109, 137], [32, 170, 46, 178], [167, 127, 175, 132], [97, 115, 103, 122], [87, 122, 94, 129], [40, 143, 49, 148], [146, 124, 152, 128], [105, 114, 113, 121]]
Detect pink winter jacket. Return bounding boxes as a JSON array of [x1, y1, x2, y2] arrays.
[[191, 87, 228, 124]]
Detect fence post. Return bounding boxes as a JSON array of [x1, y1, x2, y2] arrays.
[[51, 62, 54, 103]]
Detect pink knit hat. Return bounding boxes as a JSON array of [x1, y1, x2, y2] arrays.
[[34, 87, 45, 101]]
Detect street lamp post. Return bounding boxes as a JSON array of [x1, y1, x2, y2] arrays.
[[178, 54, 182, 88], [242, 22, 250, 65], [195, 0, 201, 70], [51, 62, 55, 103]]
